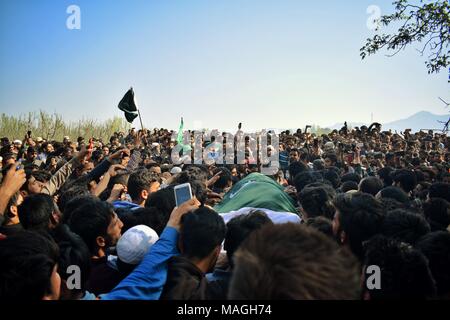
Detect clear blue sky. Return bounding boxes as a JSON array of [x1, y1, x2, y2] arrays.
[[0, 0, 448, 130]]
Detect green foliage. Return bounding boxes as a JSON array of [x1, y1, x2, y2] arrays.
[[361, 0, 450, 74], [0, 111, 131, 141], [311, 125, 332, 135]]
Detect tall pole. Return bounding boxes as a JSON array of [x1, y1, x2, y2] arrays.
[[137, 109, 144, 132], [137, 108, 149, 146]]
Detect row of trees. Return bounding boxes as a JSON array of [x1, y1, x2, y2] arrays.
[[0, 111, 131, 142]]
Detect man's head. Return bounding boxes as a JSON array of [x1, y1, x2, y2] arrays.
[[26, 146, 38, 161], [423, 198, 450, 231], [288, 161, 310, 182], [358, 176, 384, 196], [293, 171, 323, 193], [332, 192, 384, 260], [305, 216, 334, 238], [55, 225, 91, 300], [179, 206, 226, 273], [127, 169, 161, 206], [322, 168, 341, 189], [102, 146, 110, 156], [381, 209, 431, 245], [428, 182, 450, 202], [391, 169, 417, 194], [68, 198, 123, 257], [289, 148, 300, 163], [363, 235, 436, 300], [212, 167, 233, 192], [229, 223, 361, 299], [417, 231, 450, 298], [110, 136, 120, 147], [23, 171, 45, 195], [323, 153, 338, 168], [0, 231, 61, 300], [18, 193, 61, 231], [377, 166, 394, 187], [376, 186, 410, 204], [3, 191, 24, 226], [224, 210, 273, 268], [44, 142, 54, 154], [298, 184, 336, 220]]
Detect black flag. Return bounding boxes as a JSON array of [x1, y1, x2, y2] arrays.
[[118, 88, 139, 123]]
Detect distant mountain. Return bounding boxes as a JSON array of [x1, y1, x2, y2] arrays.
[[383, 111, 449, 132], [325, 111, 449, 133]]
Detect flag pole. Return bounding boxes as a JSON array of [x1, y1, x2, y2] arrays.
[[137, 109, 144, 132], [133, 88, 148, 146]]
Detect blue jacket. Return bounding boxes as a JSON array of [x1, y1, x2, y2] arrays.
[[100, 226, 179, 300], [112, 201, 141, 211]]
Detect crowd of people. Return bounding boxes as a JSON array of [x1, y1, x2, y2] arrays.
[[0, 122, 449, 300]]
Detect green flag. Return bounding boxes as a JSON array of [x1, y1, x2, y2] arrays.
[[176, 117, 184, 144], [176, 117, 191, 153]]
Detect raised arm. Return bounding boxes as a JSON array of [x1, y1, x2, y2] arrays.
[[102, 198, 200, 300], [0, 165, 26, 225], [40, 147, 87, 196]]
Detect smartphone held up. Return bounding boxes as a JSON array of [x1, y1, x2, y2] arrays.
[[174, 182, 193, 207]]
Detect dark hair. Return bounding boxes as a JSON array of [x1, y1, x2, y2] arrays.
[[3, 191, 21, 224], [381, 209, 430, 245], [428, 182, 450, 202], [68, 198, 116, 254], [213, 167, 232, 190], [341, 181, 358, 193], [391, 169, 417, 193], [293, 171, 323, 193], [377, 166, 394, 187], [176, 165, 209, 184], [53, 224, 91, 297], [120, 207, 167, 236], [312, 159, 325, 171], [305, 216, 333, 238], [298, 185, 335, 219], [224, 210, 273, 268], [145, 185, 176, 218], [288, 161, 310, 182], [180, 207, 226, 260], [324, 153, 338, 164], [378, 186, 410, 203], [333, 192, 384, 260], [127, 169, 160, 201], [417, 231, 450, 297], [423, 198, 450, 231], [341, 173, 361, 184], [18, 194, 55, 231], [229, 224, 361, 299], [0, 231, 59, 300], [363, 235, 436, 299], [359, 176, 384, 196], [58, 185, 90, 215], [380, 197, 407, 212], [320, 169, 340, 189]]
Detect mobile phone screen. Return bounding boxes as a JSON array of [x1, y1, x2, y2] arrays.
[[175, 184, 193, 207]]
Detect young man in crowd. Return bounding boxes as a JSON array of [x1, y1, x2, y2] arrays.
[[68, 197, 124, 295]]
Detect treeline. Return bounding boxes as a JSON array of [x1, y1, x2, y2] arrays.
[[0, 111, 131, 142]]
